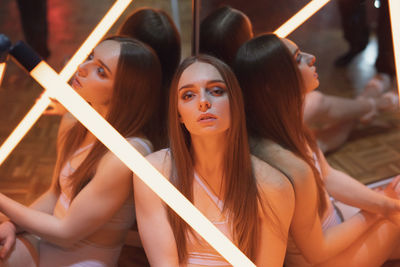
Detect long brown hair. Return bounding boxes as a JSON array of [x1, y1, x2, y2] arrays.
[[118, 8, 181, 148], [233, 33, 327, 216], [200, 6, 253, 66], [53, 36, 162, 198], [168, 55, 264, 262]]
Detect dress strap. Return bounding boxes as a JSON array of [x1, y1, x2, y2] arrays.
[[72, 143, 94, 157], [194, 173, 224, 211], [127, 137, 153, 155]]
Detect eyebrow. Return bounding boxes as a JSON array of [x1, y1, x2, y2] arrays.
[[293, 48, 300, 57], [178, 79, 225, 91], [97, 59, 112, 75]]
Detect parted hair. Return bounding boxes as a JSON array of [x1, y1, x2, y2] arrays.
[[118, 8, 181, 148], [200, 6, 253, 66]]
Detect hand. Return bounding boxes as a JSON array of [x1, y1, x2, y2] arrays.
[[0, 221, 16, 259], [379, 176, 400, 227], [384, 176, 400, 200], [43, 99, 67, 116]]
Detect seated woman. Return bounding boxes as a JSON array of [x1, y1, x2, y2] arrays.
[[200, 5, 397, 153], [0, 36, 162, 266], [234, 33, 400, 267], [134, 55, 295, 266]]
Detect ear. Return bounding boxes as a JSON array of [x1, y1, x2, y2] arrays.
[[178, 113, 183, 123]]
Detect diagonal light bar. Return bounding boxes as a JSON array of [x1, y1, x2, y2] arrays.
[[274, 0, 331, 37], [0, 0, 133, 166], [29, 60, 255, 267], [0, 63, 5, 85], [58, 0, 133, 80], [0, 92, 51, 165], [388, 0, 400, 101]]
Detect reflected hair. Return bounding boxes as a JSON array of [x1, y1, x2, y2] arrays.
[[118, 8, 181, 148], [233, 33, 327, 216], [200, 6, 253, 66]]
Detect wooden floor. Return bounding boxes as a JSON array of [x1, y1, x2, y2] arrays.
[[0, 0, 399, 214]]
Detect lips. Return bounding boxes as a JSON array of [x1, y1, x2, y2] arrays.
[[197, 113, 217, 122], [71, 76, 82, 88]]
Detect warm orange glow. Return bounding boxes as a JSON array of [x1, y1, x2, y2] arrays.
[[0, 63, 6, 86], [0, 0, 132, 166], [30, 61, 256, 267], [274, 0, 331, 37], [388, 0, 400, 102]]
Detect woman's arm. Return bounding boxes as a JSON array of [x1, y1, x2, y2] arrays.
[[252, 156, 295, 267], [134, 150, 179, 267], [319, 149, 400, 217], [0, 148, 133, 248], [252, 140, 383, 264], [304, 91, 373, 128], [289, 161, 380, 264]]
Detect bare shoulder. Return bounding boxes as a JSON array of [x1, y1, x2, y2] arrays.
[[252, 155, 292, 193], [251, 139, 315, 188], [252, 155, 295, 225], [145, 149, 172, 178]]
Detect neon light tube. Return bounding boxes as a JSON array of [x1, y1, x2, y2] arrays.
[[0, 63, 5, 85], [388, 0, 400, 101], [0, 0, 133, 166], [59, 0, 133, 81], [30, 61, 255, 267], [274, 0, 331, 37]]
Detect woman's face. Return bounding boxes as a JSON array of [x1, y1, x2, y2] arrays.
[[71, 40, 120, 112], [282, 38, 319, 92], [177, 62, 230, 137]]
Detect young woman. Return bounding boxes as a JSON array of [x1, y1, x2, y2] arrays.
[[134, 55, 295, 266], [118, 7, 181, 149], [0, 36, 162, 266], [233, 33, 400, 267], [200, 5, 397, 153]]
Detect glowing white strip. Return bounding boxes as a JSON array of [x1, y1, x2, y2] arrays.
[[0, 63, 5, 86], [59, 0, 133, 80], [30, 61, 255, 267], [0, 92, 51, 165], [388, 0, 400, 100], [274, 0, 331, 37], [0, 0, 132, 166]]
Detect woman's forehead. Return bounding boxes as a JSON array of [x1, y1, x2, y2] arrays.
[[178, 62, 224, 88], [281, 38, 298, 54]]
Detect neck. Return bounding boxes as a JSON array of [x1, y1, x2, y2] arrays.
[[93, 103, 109, 119], [191, 133, 227, 188]]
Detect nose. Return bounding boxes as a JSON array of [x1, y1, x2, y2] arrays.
[[77, 62, 88, 77], [199, 91, 211, 112], [305, 53, 316, 66]]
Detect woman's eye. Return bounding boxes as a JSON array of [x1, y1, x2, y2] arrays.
[[209, 86, 226, 96], [97, 67, 106, 77], [296, 54, 302, 64], [181, 91, 194, 100]]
